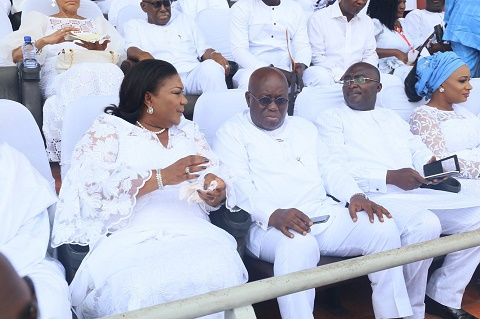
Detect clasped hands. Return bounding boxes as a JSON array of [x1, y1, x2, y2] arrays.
[[162, 155, 226, 206], [268, 195, 391, 239]]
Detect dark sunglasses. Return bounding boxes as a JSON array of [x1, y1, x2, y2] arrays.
[[19, 276, 38, 319], [339, 77, 380, 87], [142, 0, 171, 9], [248, 92, 289, 107]]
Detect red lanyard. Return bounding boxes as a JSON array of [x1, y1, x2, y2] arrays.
[[395, 26, 414, 53]]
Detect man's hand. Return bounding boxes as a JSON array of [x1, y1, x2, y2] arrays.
[[268, 208, 312, 238], [294, 63, 307, 77], [386, 168, 429, 190], [210, 52, 230, 76], [349, 195, 392, 223]]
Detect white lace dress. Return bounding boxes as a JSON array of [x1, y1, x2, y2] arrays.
[[52, 114, 248, 319], [410, 104, 480, 195], [41, 17, 124, 162]]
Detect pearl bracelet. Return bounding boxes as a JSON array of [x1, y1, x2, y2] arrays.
[[156, 169, 164, 190]]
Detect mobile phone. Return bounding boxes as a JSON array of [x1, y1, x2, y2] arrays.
[[311, 215, 330, 224], [423, 155, 460, 180]]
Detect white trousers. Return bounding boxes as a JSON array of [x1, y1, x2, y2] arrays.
[[428, 206, 480, 309], [248, 206, 414, 319], [180, 60, 227, 95]]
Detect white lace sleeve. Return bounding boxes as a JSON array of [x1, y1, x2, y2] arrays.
[[51, 117, 151, 247], [410, 108, 480, 179], [192, 122, 237, 212]]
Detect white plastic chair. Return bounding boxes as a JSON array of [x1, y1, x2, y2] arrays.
[[193, 89, 248, 146], [60, 95, 118, 179], [196, 8, 233, 61], [108, 0, 142, 27], [22, 0, 103, 23], [377, 84, 425, 122], [294, 85, 345, 123], [459, 78, 480, 116], [116, 4, 145, 37], [178, 0, 228, 18], [0, 99, 54, 187]]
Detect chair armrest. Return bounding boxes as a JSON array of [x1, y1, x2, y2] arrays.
[[18, 63, 43, 130]]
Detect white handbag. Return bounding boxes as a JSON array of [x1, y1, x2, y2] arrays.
[[55, 48, 119, 72]]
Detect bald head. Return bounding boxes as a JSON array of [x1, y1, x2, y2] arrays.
[[246, 67, 289, 131], [0, 253, 35, 319], [342, 62, 382, 111]]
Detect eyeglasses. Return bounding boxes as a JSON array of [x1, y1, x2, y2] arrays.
[[247, 92, 289, 107], [339, 77, 380, 87], [19, 276, 38, 319], [142, 0, 171, 9]]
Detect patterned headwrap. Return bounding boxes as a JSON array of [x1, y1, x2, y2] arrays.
[[415, 52, 466, 100]]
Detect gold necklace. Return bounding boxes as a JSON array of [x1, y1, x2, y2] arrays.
[[136, 121, 166, 134]]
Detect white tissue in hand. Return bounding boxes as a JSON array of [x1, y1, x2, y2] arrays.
[[179, 180, 218, 204]]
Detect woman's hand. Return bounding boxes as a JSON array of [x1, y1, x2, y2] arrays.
[[197, 173, 227, 207], [41, 26, 79, 45], [161, 155, 210, 186], [395, 49, 408, 64], [75, 40, 110, 51]]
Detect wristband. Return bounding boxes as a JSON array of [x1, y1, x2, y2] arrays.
[[156, 169, 164, 190]]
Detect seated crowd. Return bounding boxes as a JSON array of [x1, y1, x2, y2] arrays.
[[1, 0, 480, 319]]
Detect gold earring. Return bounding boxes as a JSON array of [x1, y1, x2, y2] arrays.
[[147, 105, 154, 114], [439, 87, 445, 93]]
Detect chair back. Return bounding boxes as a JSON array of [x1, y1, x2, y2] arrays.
[[116, 4, 146, 36], [377, 84, 425, 122], [196, 8, 233, 61], [108, 0, 142, 27], [294, 85, 344, 123], [459, 78, 480, 116], [60, 95, 118, 179], [22, 0, 104, 23], [0, 99, 53, 187], [193, 89, 248, 146], [0, 12, 12, 40]]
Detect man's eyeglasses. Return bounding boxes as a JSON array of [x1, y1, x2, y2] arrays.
[[19, 276, 38, 319], [339, 77, 381, 87], [142, 0, 171, 9], [247, 92, 289, 107]]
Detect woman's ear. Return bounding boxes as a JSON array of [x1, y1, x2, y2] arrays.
[[144, 91, 153, 106]]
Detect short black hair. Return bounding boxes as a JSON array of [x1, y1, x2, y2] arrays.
[[105, 59, 178, 123], [367, 0, 398, 31]]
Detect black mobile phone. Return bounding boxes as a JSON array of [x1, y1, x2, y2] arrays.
[[423, 155, 460, 180], [311, 215, 330, 224]]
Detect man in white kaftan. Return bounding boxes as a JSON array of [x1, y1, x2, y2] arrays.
[[316, 62, 480, 319], [214, 67, 421, 319], [0, 142, 71, 318], [229, 0, 311, 89], [303, 0, 378, 86], [124, 1, 229, 94], [402, 0, 445, 49]]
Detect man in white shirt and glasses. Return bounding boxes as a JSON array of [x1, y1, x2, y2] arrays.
[[316, 61, 480, 319], [124, 0, 230, 94], [303, 0, 378, 86], [229, 0, 312, 89], [213, 66, 429, 319]]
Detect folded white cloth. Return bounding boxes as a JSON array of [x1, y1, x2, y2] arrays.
[[179, 180, 218, 204]]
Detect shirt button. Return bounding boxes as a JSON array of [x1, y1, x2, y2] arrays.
[[271, 35, 274, 38], [376, 188, 379, 191], [274, 22, 276, 25], [258, 222, 263, 226]]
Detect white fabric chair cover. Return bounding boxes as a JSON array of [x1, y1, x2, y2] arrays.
[[0, 11, 12, 40], [60, 95, 118, 179], [196, 8, 233, 61], [377, 84, 425, 122], [94, 0, 113, 15], [108, 0, 141, 27], [22, 0, 104, 23], [193, 89, 248, 146], [294, 85, 345, 123], [0, 99, 53, 187], [460, 78, 480, 117], [116, 4, 145, 37]]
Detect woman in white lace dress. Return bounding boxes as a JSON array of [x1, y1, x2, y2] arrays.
[[405, 51, 480, 195], [0, 0, 125, 162], [51, 59, 248, 319]]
